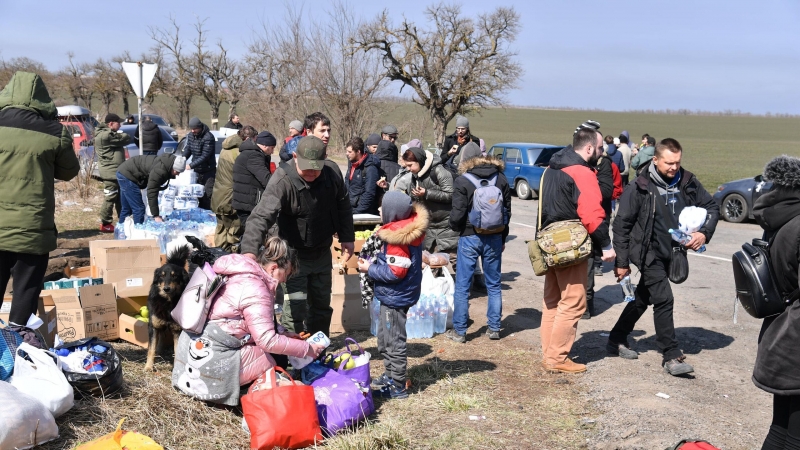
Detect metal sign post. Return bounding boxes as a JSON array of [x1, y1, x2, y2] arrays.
[[121, 61, 158, 153]]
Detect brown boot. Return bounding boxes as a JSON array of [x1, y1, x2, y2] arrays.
[[544, 358, 587, 374]]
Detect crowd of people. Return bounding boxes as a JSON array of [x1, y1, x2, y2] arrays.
[[1, 71, 800, 447]]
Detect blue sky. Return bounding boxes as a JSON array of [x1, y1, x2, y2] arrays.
[[1, 0, 798, 114]]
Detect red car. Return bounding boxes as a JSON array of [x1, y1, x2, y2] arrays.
[[57, 105, 96, 153]]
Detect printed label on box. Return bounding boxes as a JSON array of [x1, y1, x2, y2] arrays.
[[126, 278, 144, 287]]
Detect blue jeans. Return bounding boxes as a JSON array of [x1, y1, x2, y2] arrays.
[[117, 171, 146, 224], [452, 234, 503, 335]]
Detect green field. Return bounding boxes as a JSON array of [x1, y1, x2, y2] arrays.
[[104, 95, 800, 190]]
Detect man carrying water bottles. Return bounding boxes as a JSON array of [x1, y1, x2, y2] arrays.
[[607, 138, 719, 376]]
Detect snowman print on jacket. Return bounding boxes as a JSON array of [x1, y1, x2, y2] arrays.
[[177, 337, 214, 396]]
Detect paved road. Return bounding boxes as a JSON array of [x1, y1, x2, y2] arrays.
[[495, 196, 770, 449]]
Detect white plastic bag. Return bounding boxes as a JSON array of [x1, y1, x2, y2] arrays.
[[9, 342, 74, 417], [679, 206, 707, 234], [0, 380, 59, 449], [421, 267, 455, 328]]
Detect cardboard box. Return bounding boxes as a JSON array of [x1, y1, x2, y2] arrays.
[[49, 284, 118, 341], [0, 295, 57, 348], [117, 296, 149, 348], [90, 239, 160, 297], [330, 268, 369, 333], [66, 265, 91, 278], [331, 237, 366, 270]]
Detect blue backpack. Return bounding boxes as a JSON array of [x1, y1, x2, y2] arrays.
[[463, 173, 506, 234]]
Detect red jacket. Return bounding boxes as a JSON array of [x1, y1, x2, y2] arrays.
[[540, 146, 610, 249]]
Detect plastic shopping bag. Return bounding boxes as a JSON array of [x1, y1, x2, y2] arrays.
[[329, 337, 374, 417], [0, 380, 59, 449], [422, 267, 455, 328], [678, 206, 707, 234], [9, 342, 74, 417], [76, 418, 163, 450], [0, 323, 23, 380], [242, 367, 323, 450]]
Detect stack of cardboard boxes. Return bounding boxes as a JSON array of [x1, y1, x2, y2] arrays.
[[330, 236, 370, 333]]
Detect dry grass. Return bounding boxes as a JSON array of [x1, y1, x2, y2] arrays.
[[38, 332, 591, 450]]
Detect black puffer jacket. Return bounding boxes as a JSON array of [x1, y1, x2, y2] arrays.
[[752, 186, 800, 394], [449, 156, 511, 243], [375, 140, 401, 184], [134, 120, 163, 152], [344, 153, 380, 214], [182, 124, 216, 173], [612, 162, 719, 270], [231, 140, 273, 213], [442, 132, 480, 176], [117, 154, 177, 217]]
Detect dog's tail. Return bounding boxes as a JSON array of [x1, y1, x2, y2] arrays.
[[166, 244, 191, 267]]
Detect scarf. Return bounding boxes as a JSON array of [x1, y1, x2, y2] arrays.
[[457, 134, 468, 146], [349, 153, 369, 181], [648, 163, 682, 214]]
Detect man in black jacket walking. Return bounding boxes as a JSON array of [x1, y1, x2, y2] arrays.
[[607, 138, 719, 376], [446, 143, 511, 343], [240, 136, 354, 336], [232, 131, 276, 231], [134, 116, 163, 156], [182, 117, 217, 210]]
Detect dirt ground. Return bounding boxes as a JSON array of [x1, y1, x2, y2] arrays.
[[21, 181, 773, 449]]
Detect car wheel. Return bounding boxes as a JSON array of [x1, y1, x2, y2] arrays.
[[722, 193, 748, 223], [516, 180, 532, 200]]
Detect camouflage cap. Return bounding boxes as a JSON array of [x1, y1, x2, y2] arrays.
[[295, 135, 325, 171]]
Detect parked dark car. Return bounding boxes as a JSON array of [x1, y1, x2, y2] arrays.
[[487, 142, 565, 199], [126, 114, 178, 139], [712, 175, 773, 223]]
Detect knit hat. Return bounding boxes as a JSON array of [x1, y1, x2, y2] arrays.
[[381, 125, 398, 135], [289, 120, 303, 132], [295, 136, 325, 170], [365, 133, 381, 147], [407, 147, 427, 166], [173, 155, 187, 173], [188, 117, 203, 129], [104, 113, 121, 123], [381, 191, 413, 224], [256, 131, 277, 147], [456, 116, 469, 128], [574, 119, 600, 135], [406, 139, 421, 148], [613, 137, 620, 146], [460, 142, 482, 163], [763, 155, 800, 188]]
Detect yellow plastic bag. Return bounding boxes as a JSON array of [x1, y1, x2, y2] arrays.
[[76, 419, 163, 450]]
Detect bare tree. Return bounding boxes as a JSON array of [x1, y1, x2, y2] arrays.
[[0, 56, 51, 89], [220, 55, 249, 119], [310, 1, 388, 150], [245, 6, 314, 139], [354, 3, 522, 147], [92, 58, 118, 116], [150, 18, 199, 128], [113, 51, 134, 116], [57, 53, 95, 109]]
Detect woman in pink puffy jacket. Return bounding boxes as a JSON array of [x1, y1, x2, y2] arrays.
[[208, 237, 325, 385]]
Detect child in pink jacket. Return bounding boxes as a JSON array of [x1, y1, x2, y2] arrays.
[[209, 237, 325, 385]]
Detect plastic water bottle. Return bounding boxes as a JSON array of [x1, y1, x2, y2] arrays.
[[669, 228, 706, 253], [423, 300, 435, 338], [434, 298, 448, 334], [620, 276, 636, 303], [370, 299, 381, 336]]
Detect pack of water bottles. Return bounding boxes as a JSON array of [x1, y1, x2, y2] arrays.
[[156, 183, 206, 216], [405, 293, 449, 339], [114, 209, 217, 254]]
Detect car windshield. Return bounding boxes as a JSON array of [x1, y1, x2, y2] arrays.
[[528, 147, 562, 167]]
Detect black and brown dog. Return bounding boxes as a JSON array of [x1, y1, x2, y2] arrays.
[[144, 245, 191, 371]]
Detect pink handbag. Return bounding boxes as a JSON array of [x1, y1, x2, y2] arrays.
[[171, 263, 226, 333]]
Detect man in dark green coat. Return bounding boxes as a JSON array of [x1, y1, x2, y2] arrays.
[[95, 112, 131, 232], [0, 71, 80, 330], [117, 154, 186, 223]]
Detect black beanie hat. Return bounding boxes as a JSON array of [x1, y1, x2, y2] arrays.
[[104, 113, 121, 123], [407, 147, 427, 166]]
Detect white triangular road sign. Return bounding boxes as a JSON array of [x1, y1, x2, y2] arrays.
[[121, 62, 158, 98]]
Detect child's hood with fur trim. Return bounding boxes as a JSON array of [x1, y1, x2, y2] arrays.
[[376, 203, 429, 245]]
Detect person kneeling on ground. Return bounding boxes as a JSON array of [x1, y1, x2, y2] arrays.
[[209, 237, 326, 386], [116, 154, 186, 224], [446, 143, 511, 343], [358, 191, 428, 399]]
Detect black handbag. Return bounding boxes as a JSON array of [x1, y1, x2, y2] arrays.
[[669, 246, 689, 284]]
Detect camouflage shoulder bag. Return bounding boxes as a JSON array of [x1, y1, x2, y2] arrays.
[[533, 169, 592, 270], [526, 170, 550, 275]]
